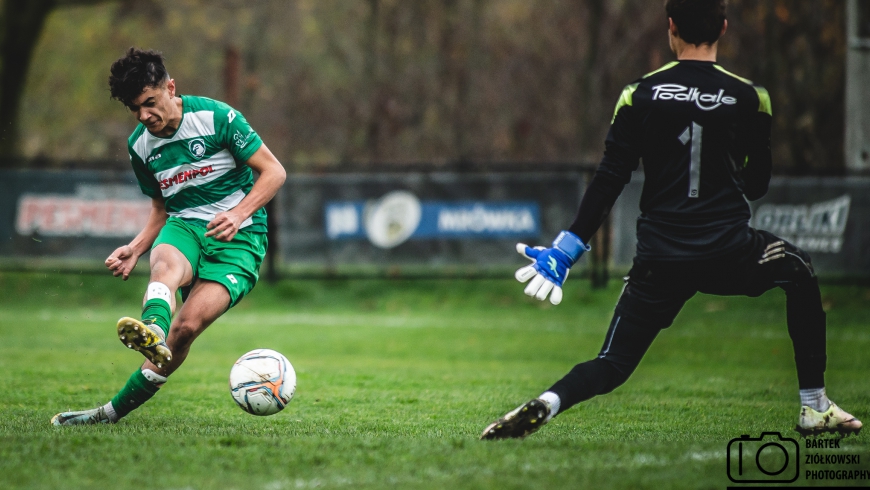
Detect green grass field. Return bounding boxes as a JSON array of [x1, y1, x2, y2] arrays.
[[1, 271, 868, 489]]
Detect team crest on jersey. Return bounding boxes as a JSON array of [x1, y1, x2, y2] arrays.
[[188, 138, 207, 159]]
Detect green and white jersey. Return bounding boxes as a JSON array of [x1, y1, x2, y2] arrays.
[[127, 95, 266, 232]]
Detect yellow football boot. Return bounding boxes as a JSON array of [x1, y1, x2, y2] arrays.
[[117, 317, 172, 368]]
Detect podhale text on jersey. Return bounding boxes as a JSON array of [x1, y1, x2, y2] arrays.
[[651, 83, 736, 111]]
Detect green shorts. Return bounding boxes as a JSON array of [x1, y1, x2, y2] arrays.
[[152, 217, 267, 308]]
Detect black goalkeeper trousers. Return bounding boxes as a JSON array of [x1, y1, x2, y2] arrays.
[[548, 228, 827, 413]]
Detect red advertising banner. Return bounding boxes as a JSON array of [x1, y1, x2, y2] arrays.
[[16, 195, 150, 238]]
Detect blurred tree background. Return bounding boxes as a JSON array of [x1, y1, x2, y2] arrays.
[[6, 0, 847, 174]]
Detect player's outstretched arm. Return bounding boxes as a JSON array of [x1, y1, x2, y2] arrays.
[[515, 231, 590, 305], [515, 83, 635, 305], [106, 197, 168, 280], [205, 143, 286, 242]]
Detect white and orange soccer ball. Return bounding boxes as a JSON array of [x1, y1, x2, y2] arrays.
[[229, 349, 296, 416]]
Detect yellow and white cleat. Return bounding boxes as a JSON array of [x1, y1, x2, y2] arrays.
[[795, 402, 862, 438], [116, 317, 172, 369], [480, 399, 551, 440]]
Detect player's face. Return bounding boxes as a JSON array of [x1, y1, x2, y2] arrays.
[[127, 79, 178, 135]]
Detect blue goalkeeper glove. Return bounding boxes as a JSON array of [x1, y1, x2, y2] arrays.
[[515, 231, 591, 305]]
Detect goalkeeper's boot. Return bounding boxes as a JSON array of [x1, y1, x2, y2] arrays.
[[480, 398, 551, 440], [117, 317, 172, 369], [51, 406, 113, 426], [795, 402, 862, 437]]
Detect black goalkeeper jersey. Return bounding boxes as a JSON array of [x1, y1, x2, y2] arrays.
[[568, 60, 773, 261]]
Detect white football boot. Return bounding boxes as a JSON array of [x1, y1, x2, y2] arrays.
[[795, 402, 862, 437], [480, 399, 552, 440], [117, 317, 172, 369], [51, 406, 113, 426]]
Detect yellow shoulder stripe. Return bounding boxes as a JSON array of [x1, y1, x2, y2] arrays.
[[753, 86, 772, 116], [713, 64, 753, 84], [642, 61, 680, 79], [612, 83, 639, 123], [713, 65, 772, 115]]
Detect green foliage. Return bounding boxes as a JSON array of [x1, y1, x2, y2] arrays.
[[19, 0, 847, 173], [0, 272, 868, 488]]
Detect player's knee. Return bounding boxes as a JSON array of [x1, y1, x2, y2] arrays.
[[793, 248, 815, 279], [784, 245, 816, 282], [149, 245, 185, 276], [169, 319, 202, 347], [149, 255, 174, 277], [781, 261, 819, 296]]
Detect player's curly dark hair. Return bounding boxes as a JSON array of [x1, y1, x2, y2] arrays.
[[108, 47, 169, 107], [665, 0, 727, 46]]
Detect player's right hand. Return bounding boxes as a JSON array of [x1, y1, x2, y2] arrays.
[[515, 244, 573, 305], [105, 245, 139, 281], [514, 231, 590, 306]]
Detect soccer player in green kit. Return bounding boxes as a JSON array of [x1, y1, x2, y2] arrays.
[[51, 48, 286, 425]]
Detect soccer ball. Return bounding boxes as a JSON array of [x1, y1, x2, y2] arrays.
[[229, 349, 296, 416]]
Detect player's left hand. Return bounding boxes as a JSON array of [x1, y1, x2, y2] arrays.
[[206, 211, 243, 242]]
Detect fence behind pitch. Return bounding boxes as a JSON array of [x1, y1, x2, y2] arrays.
[[1, 169, 868, 279]]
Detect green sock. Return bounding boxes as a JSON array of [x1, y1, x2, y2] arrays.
[[142, 298, 171, 337], [110, 370, 161, 418]]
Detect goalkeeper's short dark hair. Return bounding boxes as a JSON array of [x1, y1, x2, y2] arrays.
[[665, 0, 727, 46], [108, 47, 169, 107]]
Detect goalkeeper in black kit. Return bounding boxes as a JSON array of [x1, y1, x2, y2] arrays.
[[481, 0, 861, 440]]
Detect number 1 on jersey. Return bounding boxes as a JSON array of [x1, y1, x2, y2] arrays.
[[678, 122, 702, 198]]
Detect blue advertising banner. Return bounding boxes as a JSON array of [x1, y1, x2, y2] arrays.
[[325, 198, 539, 245], [279, 172, 586, 270]]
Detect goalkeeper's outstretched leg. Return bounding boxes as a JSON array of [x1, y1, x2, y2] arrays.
[[481, 272, 679, 441]]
